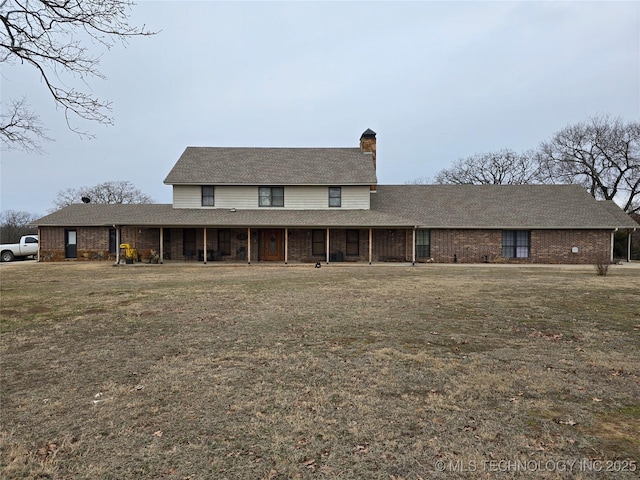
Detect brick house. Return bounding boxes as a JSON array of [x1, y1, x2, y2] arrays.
[[34, 130, 638, 264]]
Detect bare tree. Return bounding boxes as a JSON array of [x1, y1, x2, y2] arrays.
[[0, 209, 39, 243], [0, 97, 53, 152], [538, 114, 640, 214], [404, 176, 432, 185], [0, 0, 155, 150], [52, 180, 153, 210], [432, 149, 541, 185]]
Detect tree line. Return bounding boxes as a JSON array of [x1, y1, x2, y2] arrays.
[[410, 114, 639, 215], [1, 181, 152, 244]]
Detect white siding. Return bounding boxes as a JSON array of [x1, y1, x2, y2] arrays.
[[173, 185, 202, 208], [172, 185, 371, 209], [284, 186, 370, 209], [216, 186, 259, 209]]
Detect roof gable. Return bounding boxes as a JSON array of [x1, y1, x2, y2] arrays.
[[163, 147, 378, 185]]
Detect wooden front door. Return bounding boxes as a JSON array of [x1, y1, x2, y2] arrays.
[[260, 229, 284, 261]]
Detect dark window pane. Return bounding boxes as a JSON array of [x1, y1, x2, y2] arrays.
[[346, 229, 359, 255], [218, 230, 231, 255], [202, 186, 214, 206], [312, 229, 325, 255], [416, 229, 430, 257], [329, 187, 341, 207]]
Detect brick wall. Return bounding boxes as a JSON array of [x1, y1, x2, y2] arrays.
[[430, 229, 501, 263], [38, 226, 614, 264], [426, 229, 611, 264], [531, 230, 610, 264]]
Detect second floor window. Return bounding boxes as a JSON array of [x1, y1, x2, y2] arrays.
[[202, 186, 214, 206], [329, 187, 341, 207], [259, 187, 284, 207]]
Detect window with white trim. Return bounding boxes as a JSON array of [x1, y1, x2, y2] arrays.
[[201, 186, 214, 206], [259, 187, 284, 207], [329, 187, 341, 207]]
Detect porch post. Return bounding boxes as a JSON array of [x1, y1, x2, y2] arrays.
[[611, 230, 615, 262], [115, 227, 120, 265], [326, 228, 330, 264], [628, 230, 633, 263], [284, 227, 288, 264], [412, 228, 416, 266], [203, 227, 207, 264], [37, 226, 41, 262], [247, 227, 251, 265], [159, 227, 164, 264], [368, 228, 372, 265]]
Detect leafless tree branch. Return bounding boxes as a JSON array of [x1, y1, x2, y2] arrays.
[[0, 0, 156, 150]]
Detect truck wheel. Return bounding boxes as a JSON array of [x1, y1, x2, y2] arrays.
[[1, 251, 14, 262]]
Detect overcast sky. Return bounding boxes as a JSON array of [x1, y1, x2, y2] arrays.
[[1, 0, 638, 216]]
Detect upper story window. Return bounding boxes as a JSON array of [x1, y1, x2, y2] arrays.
[[201, 186, 214, 206], [259, 187, 284, 207], [502, 230, 530, 258], [329, 187, 342, 207]]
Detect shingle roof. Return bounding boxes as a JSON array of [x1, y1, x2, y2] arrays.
[[163, 147, 378, 185], [34, 185, 638, 230], [371, 184, 639, 229], [34, 204, 414, 228]]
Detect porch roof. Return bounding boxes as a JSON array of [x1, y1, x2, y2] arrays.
[[34, 203, 415, 228], [34, 185, 638, 230]]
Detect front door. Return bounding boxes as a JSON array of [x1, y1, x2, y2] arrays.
[[65, 229, 77, 259], [260, 229, 284, 261]]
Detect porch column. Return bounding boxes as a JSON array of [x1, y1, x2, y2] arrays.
[[611, 230, 615, 262], [247, 227, 251, 265], [115, 227, 121, 265], [628, 230, 634, 263], [203, 228, 207, 264], [326, 228, 330, 264], [159, 227, 164, 264], [284, 227, 288, 264], [37, 227, 41, 262], [368, 228, 372, 265], [412, 228, 416, 266]]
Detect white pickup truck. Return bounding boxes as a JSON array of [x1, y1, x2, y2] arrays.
[[1, 235, 39, 262]]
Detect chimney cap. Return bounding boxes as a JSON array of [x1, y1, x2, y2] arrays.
[[360, 128, 376, 139]]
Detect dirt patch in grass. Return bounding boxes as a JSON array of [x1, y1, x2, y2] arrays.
[[1, 263, 639, 478]]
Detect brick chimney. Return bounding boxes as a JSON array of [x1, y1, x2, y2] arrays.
[[359, 128, 377, 169], [360, 128, 377, 191]]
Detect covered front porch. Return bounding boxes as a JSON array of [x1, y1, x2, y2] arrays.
[[116, 226, 427, 265]]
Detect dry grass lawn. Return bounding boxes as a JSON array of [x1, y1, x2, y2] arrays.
[[1, 262, 639, 479]]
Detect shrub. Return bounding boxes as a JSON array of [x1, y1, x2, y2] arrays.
[[594, 255, 610, 276]]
